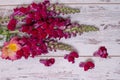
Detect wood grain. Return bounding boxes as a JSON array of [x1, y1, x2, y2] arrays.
[[0, 57, 120, 80]]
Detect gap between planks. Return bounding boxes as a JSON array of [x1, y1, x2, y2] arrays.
[[0, 3, 120, 6], [38, 55, 120, 57]]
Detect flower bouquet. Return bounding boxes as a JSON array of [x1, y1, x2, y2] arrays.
[[0, 0, 108, 71]]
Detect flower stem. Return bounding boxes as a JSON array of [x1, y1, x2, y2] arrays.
[[0, 16, 25, 25], [8, 30, 20, 34]]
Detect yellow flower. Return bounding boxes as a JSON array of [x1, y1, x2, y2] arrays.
[[1, 37, 21, 60]]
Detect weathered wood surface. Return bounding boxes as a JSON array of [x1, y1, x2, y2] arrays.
[[0, 0, 120, 80], [0, 57, 120, 80]]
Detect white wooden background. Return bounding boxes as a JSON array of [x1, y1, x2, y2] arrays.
[[0, 0, 120, 80]]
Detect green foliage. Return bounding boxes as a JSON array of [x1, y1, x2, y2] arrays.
[[48, 41, 73, 51], [0, 16, 10, 24], [81, 25, 99, 32], [65, 24, 99, 34], [0, 26, 20, 41], [48, 4, 80, 14]]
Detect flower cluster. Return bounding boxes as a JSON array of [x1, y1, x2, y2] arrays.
[[0, 0, 108, 71]]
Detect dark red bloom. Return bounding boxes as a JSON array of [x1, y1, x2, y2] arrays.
[[79, 61, 95, 71], [27, 2, 42, 12], [7, 18, 17, 31], [21, 46, 30, 59], [16, 49, 23, 59], [30, 29, 38, 37], [34, 11, 42, 21], [16, 46, 30, 59], [21, 25, 31, 33], [64, 51, 79, 63], [93, 46, 108, 58], [25, 17, 33, 24], [70, 51, 79, 58], [14, 7, 28, 15], [40, 58, 55, 66]]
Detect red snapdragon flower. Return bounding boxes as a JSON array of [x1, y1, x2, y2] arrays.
[[93, 46, 108, 58], [40, 58, 55, 66], [18, 46, 31, 59], [15, 36, 48, 59], [14, 1, 71, 40], [7, 18, 17, 31], [14, 7, 28, 15], [5, 1, 79, 62], [64, 51, 79, 63], [79, 61, 95, 71]]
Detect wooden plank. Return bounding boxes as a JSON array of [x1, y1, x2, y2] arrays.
[[0, 0, 120, 6], [0, 57, 120, 80]]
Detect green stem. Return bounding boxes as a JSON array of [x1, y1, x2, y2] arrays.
[[0, 16, 25, 25], [8, 30, 20, 34]]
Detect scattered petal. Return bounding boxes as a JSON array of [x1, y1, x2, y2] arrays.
[[93, 46, 108, 58], [64, 51, 79, 63], [40, 58, 55, 66], [79, 61, 95, 71], [70, 51, 79, 58]]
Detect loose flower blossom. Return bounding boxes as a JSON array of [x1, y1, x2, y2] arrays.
[[64, 51, 79, 63], [79, 61, 95, 71], [40, 58, 55, 66], [93, 46, 108, 58], [1, 37, 21, 60]]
